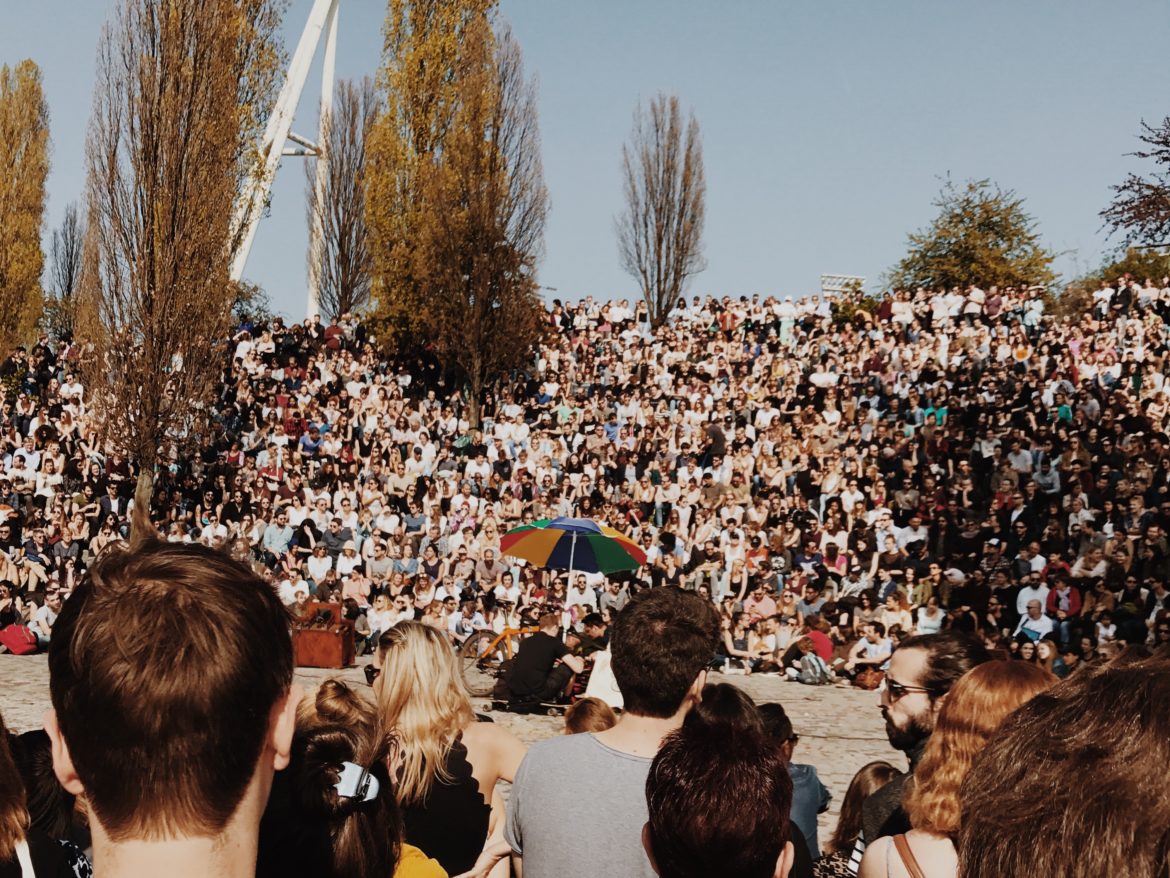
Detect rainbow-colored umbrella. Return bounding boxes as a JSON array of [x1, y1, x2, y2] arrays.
[[500, 517, 647, 575]]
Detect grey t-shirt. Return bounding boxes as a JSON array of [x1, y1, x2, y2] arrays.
[[505, 732, 654, 878]]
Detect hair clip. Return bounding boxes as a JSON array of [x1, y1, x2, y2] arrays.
[[334, 761, 380, 802]]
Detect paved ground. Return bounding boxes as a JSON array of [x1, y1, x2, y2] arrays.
[[0, 655, 903, 847]]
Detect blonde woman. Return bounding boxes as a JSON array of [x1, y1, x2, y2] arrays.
[[373, 622, 526, 877]]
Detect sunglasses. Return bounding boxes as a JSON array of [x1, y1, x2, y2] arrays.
[[884, 678, 932, 702], [363, 665, 381, 686]]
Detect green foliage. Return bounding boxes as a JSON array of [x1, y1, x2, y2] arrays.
[[888, 178, 1057, 292], [231, 280, 274, 325], [831, 293, 878, 328], [1057, 247, 1170, 318]]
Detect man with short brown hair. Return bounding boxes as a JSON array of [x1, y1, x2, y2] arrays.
[[46, 541, 300, 878], [507, 588, 721, 877]]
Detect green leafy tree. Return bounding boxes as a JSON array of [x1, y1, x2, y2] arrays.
[[888, 178, 1056, 291]]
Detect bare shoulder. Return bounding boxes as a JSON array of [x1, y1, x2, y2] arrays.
[[462, 721, 529, 777], [903, 830, 958, 874], [462, 719, 523, 750], [857, 836, 890, 878]]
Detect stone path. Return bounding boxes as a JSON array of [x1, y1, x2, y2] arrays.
[[0, 655, 903, 847]]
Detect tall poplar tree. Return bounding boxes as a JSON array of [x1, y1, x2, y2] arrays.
[[407, 19, 547, 427], [365, 0, 495, 342], [79, 0, 285, 541], [0, 60, 50, 350]]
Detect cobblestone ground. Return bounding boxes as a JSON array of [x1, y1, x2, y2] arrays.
[[1, 655, 903, 847]]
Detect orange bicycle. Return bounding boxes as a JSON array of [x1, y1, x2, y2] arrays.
[[459, 625, 539, 696]]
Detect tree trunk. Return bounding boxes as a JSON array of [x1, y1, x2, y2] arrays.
[[468, 357, 483, 430], [129, 468, 155, 547], [468, 391, 482, 431]]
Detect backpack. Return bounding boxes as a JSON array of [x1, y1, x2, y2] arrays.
[[799, 653, 833, 685], [0, 624, 38, 655]]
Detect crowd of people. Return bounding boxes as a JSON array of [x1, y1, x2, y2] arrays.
[[2, 541, 1167, 878], [1, 278, 1170, 873], [3, 278, 1170, 673]]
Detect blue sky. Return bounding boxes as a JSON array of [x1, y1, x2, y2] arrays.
[[2, 0, 1167, 319]]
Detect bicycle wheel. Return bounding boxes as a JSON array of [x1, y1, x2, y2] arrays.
[[460, 630, 500, 697]]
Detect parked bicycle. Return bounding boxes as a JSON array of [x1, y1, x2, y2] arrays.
[[459, 625, 539, 696]]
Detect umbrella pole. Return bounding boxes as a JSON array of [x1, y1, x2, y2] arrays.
[[568, 533, 577, 590]]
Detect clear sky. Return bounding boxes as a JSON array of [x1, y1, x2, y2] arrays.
[[2, 0, 1167, 320]]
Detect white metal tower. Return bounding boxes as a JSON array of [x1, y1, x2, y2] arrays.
[[229, 0, 339, 319]]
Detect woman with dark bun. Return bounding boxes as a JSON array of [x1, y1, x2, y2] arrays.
[[257, 680, 444, 878]]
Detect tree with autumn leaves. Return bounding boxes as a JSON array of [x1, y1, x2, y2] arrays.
[[0, 60, 50, 351], [366, 0, 547, 428], [78, 0, 285, 540]]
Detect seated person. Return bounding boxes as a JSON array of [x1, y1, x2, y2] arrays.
[[573, 612, 609, 656], [844, 621, 892, 677], [504, 612, 584, 704]]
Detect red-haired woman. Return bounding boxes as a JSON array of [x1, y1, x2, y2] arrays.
[[858, 660, 1055, 878]]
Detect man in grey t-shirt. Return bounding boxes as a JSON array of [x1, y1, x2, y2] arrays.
[[505, 588, 720, 878], [506, 733, 654, 877]]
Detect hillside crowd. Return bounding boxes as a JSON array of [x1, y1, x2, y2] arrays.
[[4, 278, 1170, 667], [2, 277, 1170, 878]]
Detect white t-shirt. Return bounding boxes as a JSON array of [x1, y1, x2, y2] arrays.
[[33, 604, 58, 634]]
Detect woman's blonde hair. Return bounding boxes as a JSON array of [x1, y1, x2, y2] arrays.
[[373, 622, 476, 805], [904, 660, 1054, 837]]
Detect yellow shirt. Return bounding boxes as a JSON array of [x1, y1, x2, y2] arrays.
[[394, 844, 448, 878]]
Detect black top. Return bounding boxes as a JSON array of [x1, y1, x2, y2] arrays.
[[0, 831, 77, 878], [861, 740, 926, 844], [790, 827, 815, 878], [506, 631, 568, 696], [402, 735, 490, 876]]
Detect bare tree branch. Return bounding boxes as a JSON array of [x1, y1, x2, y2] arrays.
[[616, 93, 706, 329], [79, 0, 282, 541], [49, 202, 84, 299], [306, 76, 377, 321], [1102, 117, 1170, 246]]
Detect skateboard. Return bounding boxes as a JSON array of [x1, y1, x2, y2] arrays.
[[487, 698, 568, 717]]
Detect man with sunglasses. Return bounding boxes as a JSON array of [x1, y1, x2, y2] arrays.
[[848, 630, 989, 875]]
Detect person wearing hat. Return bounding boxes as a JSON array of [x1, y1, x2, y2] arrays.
[[336, 540, 362, 578]]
